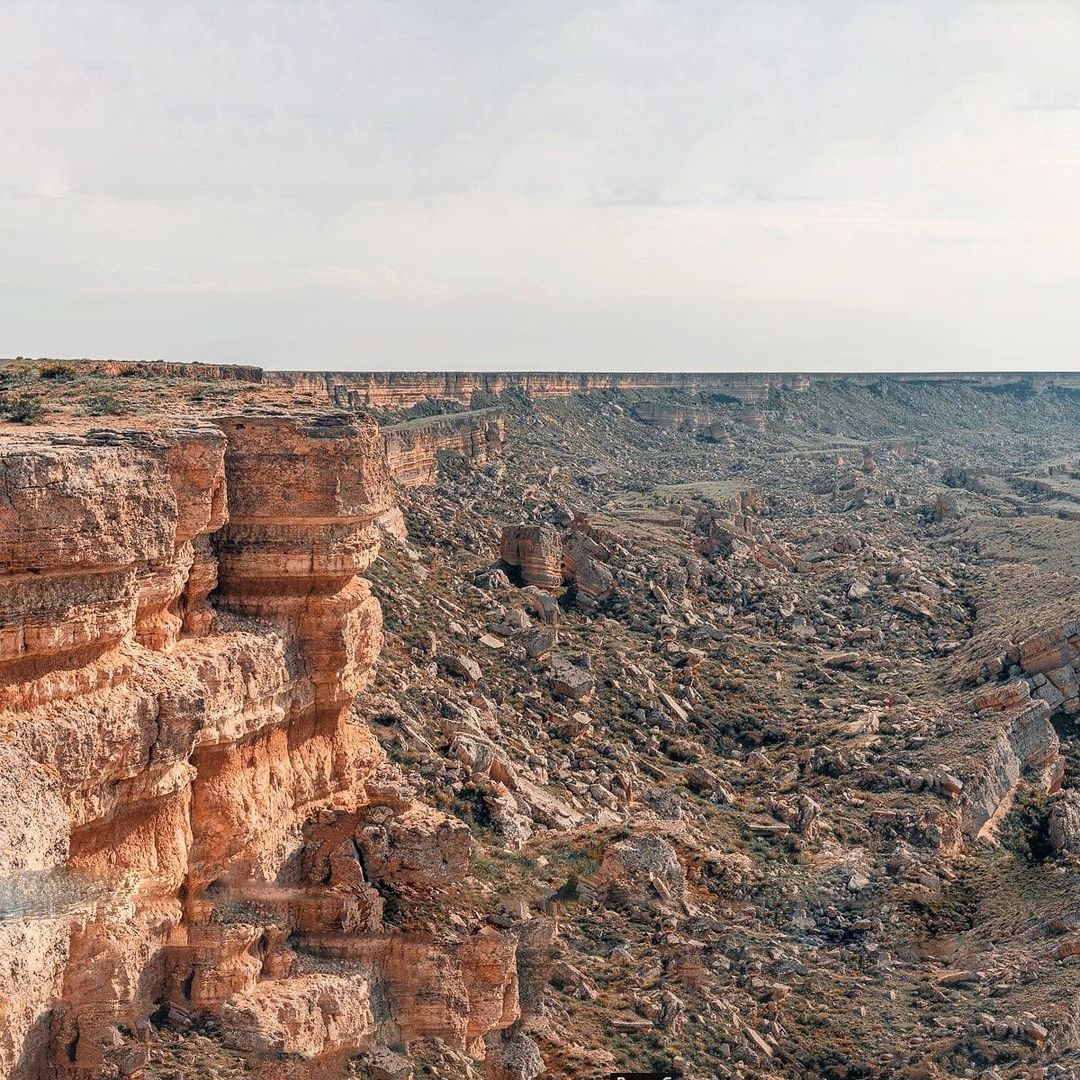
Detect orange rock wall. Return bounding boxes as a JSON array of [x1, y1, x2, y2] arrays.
[[275, 370, 810, 407], [0, 413, 519, 1078], [383, 409, 506, 488]]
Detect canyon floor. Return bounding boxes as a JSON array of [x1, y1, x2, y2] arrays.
[[1, 363, 1079, 1080]]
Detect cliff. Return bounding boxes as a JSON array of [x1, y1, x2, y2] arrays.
[[261, 369, 1080, 409], [382, 409, 506, 488], [270, 370, 808, 407], [9, 361, 1080, 415], [630, 400, 719, 430], [0, 413, 520, 1079]]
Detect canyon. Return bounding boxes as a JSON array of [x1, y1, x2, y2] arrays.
[[0, 363, 1078, 1080]]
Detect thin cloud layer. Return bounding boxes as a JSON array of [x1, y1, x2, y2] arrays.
[[2, 1, 1080, 369]]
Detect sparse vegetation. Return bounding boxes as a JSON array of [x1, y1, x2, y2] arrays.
[[81, 394, 127, 417], [38, 362, 77, 382], [1000, 784, 1055, 863], [0, 393, 46, 423]]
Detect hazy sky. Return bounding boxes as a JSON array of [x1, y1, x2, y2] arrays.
[[3, 1, 1080, 371]]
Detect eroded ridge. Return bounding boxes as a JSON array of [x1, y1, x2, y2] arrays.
[[0, 412, 530, 1080]]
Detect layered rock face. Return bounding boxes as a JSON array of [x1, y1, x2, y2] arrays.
[[383, 409, 506, 488], [270, 369, 1080, 409], [961, 690, 1062, 840], [269, 370, 811, 407], [561, 523, 615, 610], [965, 620, 1080, 841], [499, 526, 563, 589], [630, 400, 721, 430], [0, 413, 522, 1079], [16, 363, 1080, 415], [0, 425, 230, 1079], [498, 519, 616, 610], [1010, 621, 1080, 714]]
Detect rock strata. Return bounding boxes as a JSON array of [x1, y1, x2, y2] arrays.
[[499, 525, 563, 589], [0, 413, 527, 1080], [383, 409, 505, 488]]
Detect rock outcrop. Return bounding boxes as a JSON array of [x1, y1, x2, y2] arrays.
[[383, 409, 505, 488], [961, 695, 1062, 840], [598, 834, 687, 911], [982, 620, 1080, 717], [631, 400, 721, 430], [0, 412, 525, 1079], [561, 526, 614, 610], [499, 526, 563, 589], [1014, 621, 1080, 714]]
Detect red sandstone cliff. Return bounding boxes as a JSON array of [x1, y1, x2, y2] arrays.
[[382, 409, 506, 488], [0, 413, 521, 1079]]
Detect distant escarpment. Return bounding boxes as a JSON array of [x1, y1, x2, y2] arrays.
[[11, 360, 1080, 413], [383, 408, 506, 488], [271, 370, 812, 408], [0, 413, 525, 1079]]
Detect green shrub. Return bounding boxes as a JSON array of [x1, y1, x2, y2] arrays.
[[470, 388, 500, 409], [38, 362, 76, 382], [82, 394, 127, 417], [1000, 783, 1053, 862], [1, 394, 46, 424]]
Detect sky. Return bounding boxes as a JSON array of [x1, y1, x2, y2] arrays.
[[2, 1, 1080, 372]]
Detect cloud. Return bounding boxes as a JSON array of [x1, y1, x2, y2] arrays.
[[3, 1, 1080, 368]]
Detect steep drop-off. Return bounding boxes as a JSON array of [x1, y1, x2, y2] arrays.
[[383, 410, 506, 489], [0, 413, 522, 1079]]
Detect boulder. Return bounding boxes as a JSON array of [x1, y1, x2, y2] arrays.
[[485, 1031, 544, 1080], [931, 493, 960, 522], [437, 653, 482, 683], [569, 556, 614, 608], [1050, 790, 1080, 854], [521, 586, 560, 625], [522, 626, 558, 660], [598, 834, 686, 903], [547, 658, 595, 701], [500, 525, 563, 588]]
